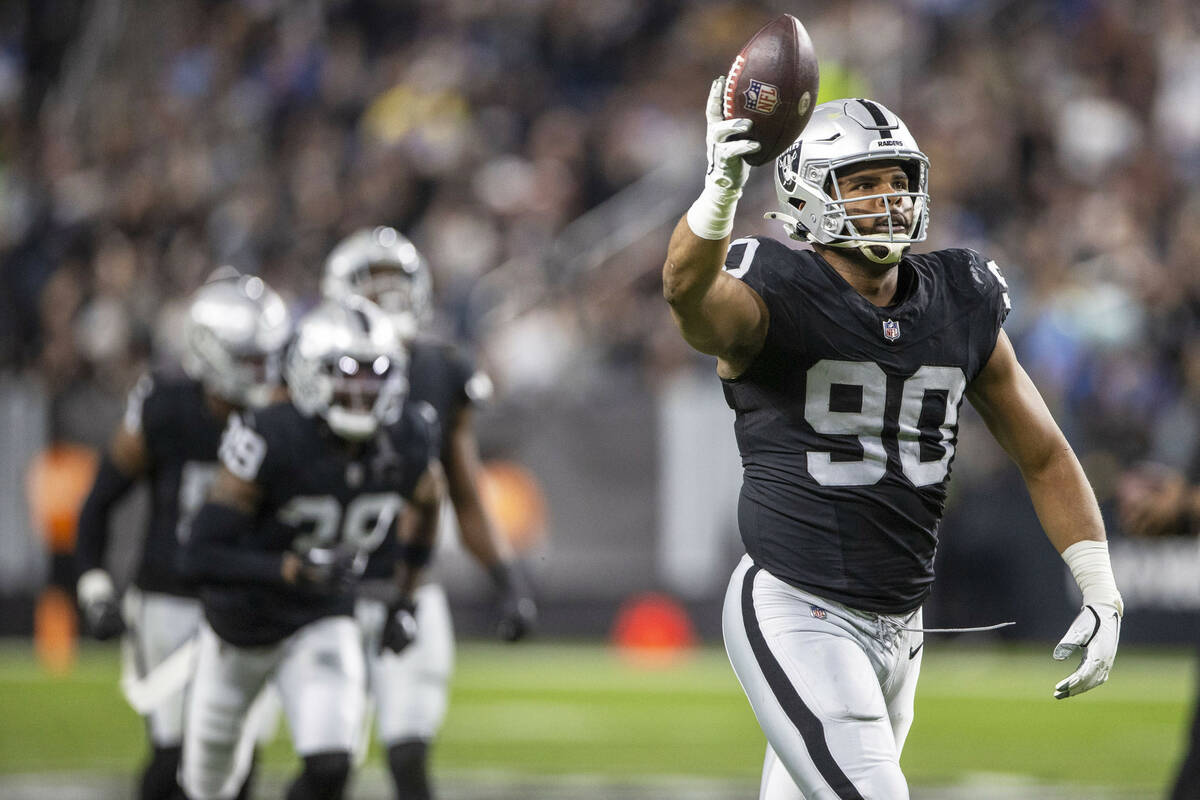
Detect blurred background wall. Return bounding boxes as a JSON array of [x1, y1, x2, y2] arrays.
[[1, 0, 1198, 645]]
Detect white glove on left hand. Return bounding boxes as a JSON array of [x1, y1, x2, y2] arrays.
[[1052, 602, 1121, 699]]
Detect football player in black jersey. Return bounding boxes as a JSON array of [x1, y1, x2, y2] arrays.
[[74, 272, 290, 800], [662, 78, 1124, 798], [179, 297, 443, 800], [323, 226, 536, 800]]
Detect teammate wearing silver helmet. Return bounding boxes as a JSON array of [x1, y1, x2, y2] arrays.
[[74, 271, 290, 800], [180, 296, 443, 800], [323, 227, 536, 800], [662, 78, 1123, 798]]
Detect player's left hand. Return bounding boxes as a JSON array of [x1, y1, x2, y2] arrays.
[[1053, 602, 1121, 699], [490, 562, 536, 642], [381, 600, 418, 654], [497, 591, 537, 643]]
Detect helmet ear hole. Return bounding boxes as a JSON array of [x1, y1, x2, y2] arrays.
[[788, 197, 805, 212]]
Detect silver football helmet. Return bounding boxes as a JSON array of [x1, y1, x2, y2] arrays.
[[285, 296, 408, 441], [181, 272, 291, 408], [322, 226, 433, 342], [766, 98, 930, 264]]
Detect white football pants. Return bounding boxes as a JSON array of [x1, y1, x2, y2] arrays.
[[355, 582, 455, 747], [723, 555, 923, 800], [122, 588, 203, 746], [180, 615, 365, 800]]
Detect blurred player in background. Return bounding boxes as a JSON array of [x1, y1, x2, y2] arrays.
[[1118, 335, 1200, 800], [323, 226, 537, 799], [74, 272, 290, 800], [180, 297, 442, 800], [662, 78, 1124, 798]]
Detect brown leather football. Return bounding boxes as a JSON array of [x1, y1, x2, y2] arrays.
[[723, 14, 820, 167]]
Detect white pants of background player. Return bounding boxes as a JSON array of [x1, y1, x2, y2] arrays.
[[124, 590, 276, 796], [121, 589, 203, 747], [723, 555, 923, 800], [180, 615, 366, 800], [354, 582, 455, 752]]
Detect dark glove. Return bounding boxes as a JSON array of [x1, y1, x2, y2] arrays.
[[491, 562, 537, 642], [381, 600, 418, 654], [294, 545, 360, 595], [77, 569, 126, 641]]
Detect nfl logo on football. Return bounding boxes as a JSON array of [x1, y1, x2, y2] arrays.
[[743, 79, 779, 115], [882, 319, 901, 341]]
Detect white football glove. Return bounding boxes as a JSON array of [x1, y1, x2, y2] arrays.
[[686, 77, 761, 240], [1052, 602, 1121, 699]]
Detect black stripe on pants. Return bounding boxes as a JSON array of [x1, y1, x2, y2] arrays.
[[741, 564, 865, 800]]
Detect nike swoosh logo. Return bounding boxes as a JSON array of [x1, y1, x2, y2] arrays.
[[909, 642, 923, 660]]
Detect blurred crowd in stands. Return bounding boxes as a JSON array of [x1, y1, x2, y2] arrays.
[[1, 0, 1198, 536]]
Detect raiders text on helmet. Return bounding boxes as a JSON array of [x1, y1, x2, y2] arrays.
[[285, 296, 408, 441], [322, 226, 433, 341], [182, 272, 291, 408], [766, 98, 930, 264]]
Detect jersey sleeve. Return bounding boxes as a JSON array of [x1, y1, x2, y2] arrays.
[[126, 374, 176, 456], [964, 248, 1012, 341], [392, 404, 441, 498], [723, 236, 804, 366]]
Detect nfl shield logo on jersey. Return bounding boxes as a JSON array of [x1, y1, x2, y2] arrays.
[[882, 319, 901, 341], [810, 605, 828, 620]]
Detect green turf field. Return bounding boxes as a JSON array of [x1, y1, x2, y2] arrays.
[[0, 640, 1192, 793]]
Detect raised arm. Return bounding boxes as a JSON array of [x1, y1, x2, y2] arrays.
[[662, 77, 769, 379], [967, 330, 1123, 699]]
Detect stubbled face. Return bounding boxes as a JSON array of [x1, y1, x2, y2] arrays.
[[833, 161, 914, 237]]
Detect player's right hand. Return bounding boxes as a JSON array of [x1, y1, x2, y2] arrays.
[[703, 76, 760, 196], [77, 569, 126, 641], [287, 546, 359, 595], [381, 600, 418, 654]]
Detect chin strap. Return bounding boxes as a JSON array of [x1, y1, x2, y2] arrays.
[[827, 238, 909, 265], [763, 212, 910, 263]]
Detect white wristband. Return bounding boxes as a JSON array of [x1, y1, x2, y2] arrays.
[[686, 186, 742, 241], [1062, 540, 1123, 616]]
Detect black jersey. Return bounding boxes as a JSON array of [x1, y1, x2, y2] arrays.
[[129, 375, 227, 596], [202, 402, 437, 646], [721, 237, 1011, 613], [361, 336, 490, 579]]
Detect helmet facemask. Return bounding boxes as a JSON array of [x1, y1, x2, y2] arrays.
[[820, 157, 929, 264], [286, 299, 408, 442]]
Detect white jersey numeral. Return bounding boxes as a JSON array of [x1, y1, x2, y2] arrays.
[[724, 238, 760, 279], [281, 492, 404, 556], [218, 414, 267, 482], [805, 360, 888, 486], [986, 259, 1011, 311], [804, 359, 967, 487]]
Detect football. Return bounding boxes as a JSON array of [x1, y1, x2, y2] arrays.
[[723, 14, 820, 166]]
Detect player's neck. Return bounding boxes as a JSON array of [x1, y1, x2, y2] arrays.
[[814, 245, 901, 307]]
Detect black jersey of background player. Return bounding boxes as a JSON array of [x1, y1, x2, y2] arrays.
[[120, 375, 227, 597], [203, 401, 437, 646], [361, 336, 485, 580], [721, 237, 1011, 614]]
